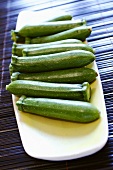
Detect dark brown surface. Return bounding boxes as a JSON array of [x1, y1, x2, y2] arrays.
[[0, 0, 113, 169]]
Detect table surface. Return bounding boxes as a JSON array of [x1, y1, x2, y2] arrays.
[[0, 0, 113, 169]]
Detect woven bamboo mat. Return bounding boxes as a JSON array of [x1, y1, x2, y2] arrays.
[[0, 0, 113, 169]]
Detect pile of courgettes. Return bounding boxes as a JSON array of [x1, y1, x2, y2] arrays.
[[6, 13, 100, 123]]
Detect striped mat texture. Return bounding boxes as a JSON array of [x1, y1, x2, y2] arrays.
[[0, 0, 113, 169]]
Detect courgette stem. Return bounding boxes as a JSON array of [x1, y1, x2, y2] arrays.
[[11, 30, 25, 43]]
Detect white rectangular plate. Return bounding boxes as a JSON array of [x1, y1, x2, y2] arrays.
[[12, 10, 108, 161]]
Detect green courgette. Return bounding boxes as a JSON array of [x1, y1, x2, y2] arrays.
[[25, 26, 92, 44], [16, 95, 100, 123], [11, 68, 97, 84], [10, 50, 95, 73], [12, 39, 83, 56], [17, 19, 86, 38], [22, 43, 94, 56], [45, 13, 72, 21], [6, 80, 91, 101]]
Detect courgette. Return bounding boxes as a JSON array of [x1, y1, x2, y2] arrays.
[[18, 19, 86, 38], [6, 80, 91, 101], [11, 68, 97, 84], [44, 13, 72, 21], [10, 50, 95, 73], [16, 95, 100, 123], [12, 39, 83, 56], [25, 26, 92, 44], [23, 43, 94, 56]]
